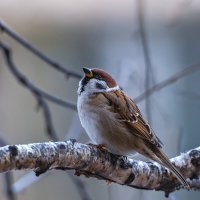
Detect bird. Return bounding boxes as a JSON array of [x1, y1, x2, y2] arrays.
[[77, 67, 189, 188]]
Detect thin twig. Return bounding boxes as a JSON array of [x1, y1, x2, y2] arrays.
[[4, 173, 17, 200], [177, 89, 200, 102], [1, 20, 199, 108], [137, 0, 152, 121], [12, 172, 45, 193], [0, 25, 76, 110], [36, 95, 59, 141], [0, 42, 77, 110], [0, 137, 16, 200], [0, 20, 81, 79], [0, 42, 60, 140], [1, 20, 200, 108], [134, 63, 200, 103], [68, 174, 93, 200]]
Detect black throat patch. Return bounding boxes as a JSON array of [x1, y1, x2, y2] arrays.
[[80, 76, 90, 94]]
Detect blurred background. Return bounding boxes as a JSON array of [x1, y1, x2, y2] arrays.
[[0, 0, 200, 199]]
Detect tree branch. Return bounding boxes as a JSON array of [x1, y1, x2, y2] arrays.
[[0, 41, 77, 140], [0, 20, 81, 79], [0, 41, 77, 111], [0, 140, 199, 197], [134, 63, 200, 103], [1, 20, 200, 106], [137, 0, 153, 121]]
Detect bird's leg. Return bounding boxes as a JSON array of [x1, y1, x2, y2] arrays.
[[87, 143, 106, 150]]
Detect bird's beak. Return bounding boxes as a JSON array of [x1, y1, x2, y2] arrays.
[[82, 67, 93, 78]]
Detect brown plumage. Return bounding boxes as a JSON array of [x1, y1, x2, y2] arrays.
[[78, 67, 189, 188], [101, 90, 188, 187], [92, 68, 117, 88]]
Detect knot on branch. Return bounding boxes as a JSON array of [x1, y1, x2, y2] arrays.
[[8, 145, 18, 157], [190, 150, 200, 167]]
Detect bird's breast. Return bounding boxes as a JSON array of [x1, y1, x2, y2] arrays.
[[77, 94, 116, 144], [77, 94, 137, 155]]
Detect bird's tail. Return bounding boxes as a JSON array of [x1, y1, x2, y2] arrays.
[[155, 148, 189, 188]]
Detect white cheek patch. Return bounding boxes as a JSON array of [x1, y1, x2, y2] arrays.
[[78, 78, 119, 96], [83, 79, 106, 94]]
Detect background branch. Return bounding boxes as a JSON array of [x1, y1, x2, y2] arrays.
[[0, 20, 81, 79], [0, 41, 77, 111], [0, 41, 76, 140], [0, 140, 199, 197], [134, 63, 200, 103], [1, 20, 199, 107], [137, 0, 153, 121]]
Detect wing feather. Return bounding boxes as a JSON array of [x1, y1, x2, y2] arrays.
[[102, 90, 163, 147]]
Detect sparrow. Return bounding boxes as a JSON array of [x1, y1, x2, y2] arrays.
[[77, 67, 189, 187]]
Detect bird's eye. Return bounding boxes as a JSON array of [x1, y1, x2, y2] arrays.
[[96, 82, 106, 90]]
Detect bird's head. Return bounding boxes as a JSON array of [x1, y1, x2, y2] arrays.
[[78, 67, 119, 95]]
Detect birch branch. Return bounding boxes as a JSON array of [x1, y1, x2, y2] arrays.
[[0, 140, 199, 197]]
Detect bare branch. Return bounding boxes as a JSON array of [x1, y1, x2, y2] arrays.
[[37, 96, 59, 141], [68, 173, 93, 200], [177, 89, 200, 102], [0, 41, 61, 140], [137, 0, 153, 121], [1, 20, 200, 109], [0, 140, 199, 196], [1, 20, 200, 108], [0, 20, 81, 79], [12, 172, 45, 193], [0, 41, 77, 111], [4, 172, 17, 200], [134, 63, 200, 103], [0, 41, 77, 140]]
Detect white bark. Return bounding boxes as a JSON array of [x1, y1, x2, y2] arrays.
[[0, 140, 199, 197]]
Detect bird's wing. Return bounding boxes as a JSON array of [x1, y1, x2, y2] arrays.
[[101, 90, 163, 148]]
